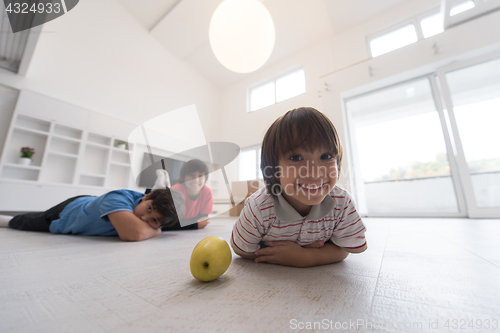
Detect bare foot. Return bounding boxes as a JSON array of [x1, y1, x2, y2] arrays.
[[0, 215, 13, 228]]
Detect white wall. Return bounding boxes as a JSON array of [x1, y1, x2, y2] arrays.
[[0, 0, 219, 142], [215, 1, 500, 191]]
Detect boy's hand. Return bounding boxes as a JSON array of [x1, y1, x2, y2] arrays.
[[254, 240, 348, 267], [304, 240, 325, 248], [197, 217, 210, 229], [254, 241, 309, 266], [108, 211, 162, 241]]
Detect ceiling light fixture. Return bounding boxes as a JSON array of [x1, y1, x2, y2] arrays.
[[209, 0, 275, 73]]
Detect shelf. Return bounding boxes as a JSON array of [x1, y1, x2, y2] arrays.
[[53, 123, 83, 140], [5, 128, 48, 166], [49, 137, 80, 156], [112, 147, 130, 153], [39, 155, 77, 184], [48, 151, 79, 158], [81, 145, 109, 175], [111, 150, 130, 164], [15, 114, 51, 133], [3, 162, 41, 170], [1, 165, 39, 181], [13, 126, 50, 136], [80, 173, 106, 178], [108, 164, 131, 189], [85, 142, 110, 149], [52, 134, 81, 143], [79, 174, 105, 187], [110, 161, 130, 167], [112, 138, 132, 149], [12, 127, 49, 139], [87, 132, 111, 146]]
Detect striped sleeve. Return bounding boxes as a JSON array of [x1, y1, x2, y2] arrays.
[[330, 194, 367, 254], [230, 196, 264, 256]]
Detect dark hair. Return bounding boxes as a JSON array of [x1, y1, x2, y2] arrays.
[[260, 107, 343, 196], [178, 159, 209, 184], [147, 188, 185, 227]]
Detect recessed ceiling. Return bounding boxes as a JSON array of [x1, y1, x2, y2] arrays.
[[116, 0, 420, 89]]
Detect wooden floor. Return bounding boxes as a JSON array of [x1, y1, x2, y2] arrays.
[[1, 217, 499, 333]]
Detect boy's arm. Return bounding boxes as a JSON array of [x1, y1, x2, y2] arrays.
[[161, 214, 209, 231], [230, 197, 264, 258], [108, 211, 161, 241], [253, 240, 349, 268], [230, 236, 258, 260]]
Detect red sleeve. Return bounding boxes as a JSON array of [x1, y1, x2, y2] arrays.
[[199, 186, 213, 215]]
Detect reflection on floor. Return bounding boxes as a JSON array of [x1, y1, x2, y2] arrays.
[[1, 217, 499, 332]]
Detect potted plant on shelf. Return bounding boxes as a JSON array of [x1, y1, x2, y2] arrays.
[[19, 147, 35, 166], [114, 140, 128, 150]]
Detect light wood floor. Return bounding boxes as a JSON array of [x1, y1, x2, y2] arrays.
[[1, 217, 499, 333]]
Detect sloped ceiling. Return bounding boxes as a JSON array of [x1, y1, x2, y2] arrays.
[[117, 0, 412, 89]]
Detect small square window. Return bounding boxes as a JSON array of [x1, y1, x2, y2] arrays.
[[421, 13, 444, 38], [249, 81, 275, 112], [276, 68, 306, 102], [248, 67, 306, 112], [450, 0, 475, 16], [239, 150, 257, 181], [370, 24, 418, 57]]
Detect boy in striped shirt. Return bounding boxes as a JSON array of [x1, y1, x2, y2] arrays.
[[231, 107, 367, 267]]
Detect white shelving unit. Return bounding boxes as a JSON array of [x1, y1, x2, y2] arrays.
[[0, 113, 135, 191], [0, 90, 229, 212], [0, 88, 141, 213]]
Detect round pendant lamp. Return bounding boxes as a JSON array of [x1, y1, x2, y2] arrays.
[[209, 0, 275, 73]]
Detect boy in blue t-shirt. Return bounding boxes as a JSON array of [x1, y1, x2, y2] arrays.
[[0, 188, 183, 242]]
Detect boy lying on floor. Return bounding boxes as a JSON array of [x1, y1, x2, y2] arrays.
[[0, 188, 184, 242]]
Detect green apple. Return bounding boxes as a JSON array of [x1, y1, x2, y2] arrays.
[[190, 236, 232, 282]]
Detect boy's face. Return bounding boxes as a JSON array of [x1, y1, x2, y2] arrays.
[[184, 171, 206, 196], [277, 147, 338, 216], [134, 194, 164, 229]]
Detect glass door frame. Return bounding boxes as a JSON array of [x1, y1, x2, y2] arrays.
[[343, 74, 467, 218], [436, 51, 500, 218]]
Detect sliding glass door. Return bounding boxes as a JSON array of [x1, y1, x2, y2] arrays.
[[438, 56, 500, 218], [345, 77, 463, 216], [345, 53, 500, 218]]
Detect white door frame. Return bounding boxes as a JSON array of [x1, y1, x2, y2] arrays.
[[343, 75, 466, 218], [436, 51, 500, 218], [429, 75, 468, 217]]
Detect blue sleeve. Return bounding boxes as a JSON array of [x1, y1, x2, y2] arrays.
[[98, 190, 143, 221]]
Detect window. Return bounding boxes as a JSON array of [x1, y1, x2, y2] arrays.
[[344, 54, 500, 218], [249, 82, 275, 111], [368, 0, 483, 58], [239, 150, 257, 181], [444, 0, 500, 29], [345, 78, 459, 216], [276, 69, 306, 102], [248, 68, 305, 112], [445, 57, 500, 209], [0, 5, 40, 73], [369, 24, 418, 57], [420, 13, 444, 38], [238, 147, 262, 180], [450, 0, 475, 16]]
